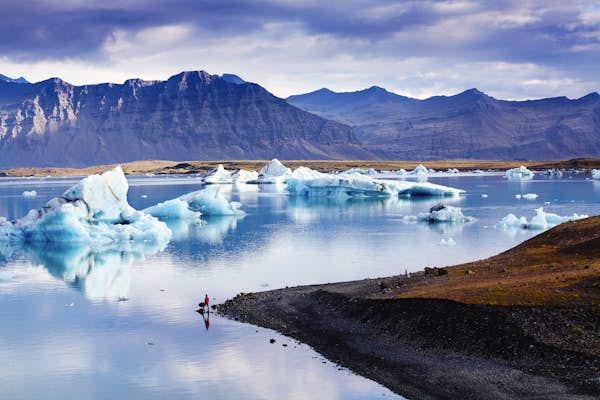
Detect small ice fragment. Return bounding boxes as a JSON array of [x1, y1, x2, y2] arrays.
[[418, 204, 474, 223], [515, 194, 522, 199], [22, 190, 37, 198], [440, 237, 456, 246], [523, 193, 538, 200], [481, 194, 488, 198]]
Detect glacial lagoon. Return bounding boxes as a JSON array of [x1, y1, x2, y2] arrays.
[[1, 172, 599, 399]]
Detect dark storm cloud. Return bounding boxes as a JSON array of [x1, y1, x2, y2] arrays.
[[1, 0, 599, 87]]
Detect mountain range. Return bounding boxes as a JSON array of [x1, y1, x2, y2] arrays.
[[287, 87, 600, 160], [0, 74, 29, 84], [1, 69, 599, 167], [0, 71, 369, 167]]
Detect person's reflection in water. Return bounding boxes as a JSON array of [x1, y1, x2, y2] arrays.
[[196, 304, 210, 331], [203, 311, 210, 330]]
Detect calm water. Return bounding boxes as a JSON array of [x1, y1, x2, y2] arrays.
[[1, 173, 599, 400]]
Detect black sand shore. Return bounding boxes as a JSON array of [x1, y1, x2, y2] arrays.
[[219, 218, 600, 400]]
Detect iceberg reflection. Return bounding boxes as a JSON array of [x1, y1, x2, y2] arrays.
[[165, 215, 244, 244], [20, 240, 166, 301]]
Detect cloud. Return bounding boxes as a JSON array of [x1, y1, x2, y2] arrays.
[[0, 0, 598, 99]]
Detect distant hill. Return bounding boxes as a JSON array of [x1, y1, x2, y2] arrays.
[[288, 87, 600, 160], [0, 74, 29, 84], [0, 71, 371, 167]]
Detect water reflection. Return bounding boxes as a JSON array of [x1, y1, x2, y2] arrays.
[[0, 240, 164, 301], [166, 216, 244, 244]]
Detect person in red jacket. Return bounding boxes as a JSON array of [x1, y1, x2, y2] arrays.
[[204, 294, 209, 308]]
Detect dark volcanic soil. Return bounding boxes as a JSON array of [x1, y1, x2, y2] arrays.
[[219, 218, 600, 400]]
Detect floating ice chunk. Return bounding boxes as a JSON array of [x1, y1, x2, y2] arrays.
[[418, 204, 474, 223], [145, 186, 244, 219], [286, 173, 393, 198], [247, 159, 292, 184], [290, 166, 324, 180], [481, 194, 489, 198], [144, 198, 202, 221], [202, 164, 233, 184], [22, 190, 37, 198], [546, 168, 563, 177], [390, 181, 464, 197], [231, 169, 259, 183], [440, 237, 456, 246], [496, 208, 588, 230], [516, 193, 538, 200], [529, 208, 587, 230], [286, 173, 464, 199], [396, 169, 407, 175], [505, 166, 534, 180], [495, 213, 528, 229], [592, 169, 600, 180], [2, 167, 172, 246], [472, 169, 485, 174], [447, 168, 459, 174], [411, 164, 428, 175], [343, 167, 379, 176], [62, 166, 133, 223]]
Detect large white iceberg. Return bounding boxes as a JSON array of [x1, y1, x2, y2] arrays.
[[247, 159, 292, 184], [1, 167, 172, 246], [286, 172, 464, 199], [495, 207, 588, 230], [505, 166, 534, 180], [145, 186, 244, 220], [202, 164, 233, 184], [592, 169, 600, 180]]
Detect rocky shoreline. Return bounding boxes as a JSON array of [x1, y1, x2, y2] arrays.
[[219, 217, 600, 400]]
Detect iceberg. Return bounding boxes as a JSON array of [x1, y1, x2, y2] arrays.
[[145, 186, 244, 220], [202, 165, 259, 184], [286, 173, 464, 199], [390, 181, 464, 197], [505, 166, 534, 180], [202, 164, 233, 184], [411, 164, 428, 175], [247, 159, 292, 184], [522, 193, 538, 200], [343, 167, 379, 176], [546, 168, 563, 177], [495, 208, 588, 230], [1, 167, 172, 246], [231, 169, 259, 183], [287, 174, 393, 198], [417, 204, 474, 223], [22, 190, 37, 198], [592, 169, 600, 180]]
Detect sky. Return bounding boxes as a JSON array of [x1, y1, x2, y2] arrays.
[[0, 0, 599, 100]]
